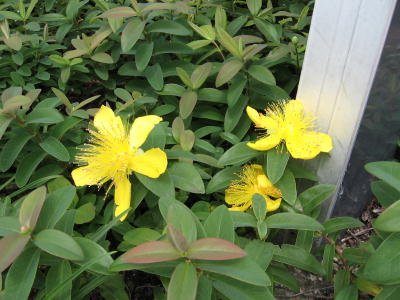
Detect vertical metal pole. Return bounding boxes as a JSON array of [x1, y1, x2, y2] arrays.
[[296, 0, 397, 219]]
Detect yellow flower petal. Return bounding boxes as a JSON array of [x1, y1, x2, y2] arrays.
[[93, 105, 125, 138], [227, 200, 252, 212], [318, 132, 333, 152], [114, 177, 131, 221], [257, 175, 282, 198], [130, 148, 167, 178], [286, 131, 333, 160], [129, 115, 162, 149], [284, 100, 304, 114], [247, 134, 281, 151], [266, 198, 281, 212], [71, 166, 105, 186], [246, 106, 277, 129]]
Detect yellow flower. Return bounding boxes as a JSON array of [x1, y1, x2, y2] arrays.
[[71, 106, 167, 221], [246, 100, 332, 160], [225, 164, 282, 212]]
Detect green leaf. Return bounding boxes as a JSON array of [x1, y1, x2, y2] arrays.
[[216, 26, 240, 57], [3, 248, 40, 300], [121, 20, 145, 53], [266, 148, 289, 184], [212, 275, 274, 300], [196, 275, 212, 300], [218, 142, 260, 166], [135, 42, 153, 72], [374, 286, 400, 300], [191, 63, 213, 90], [167, 203, 197, 244], [176, 67, 193, 88], [25, 108, 64, 124], [244, 241, 274, 270], [121, 241, 180, 263], [196, 257, 271, 286], [144, 63, 164, 91], [114, 88, 133, 102], [168, 262, 198, 300], [204, 205, 234, 242], [74, 202, 96, 224], [227, 73, 247, 107], [136, 171, 174, 198], [0, 217, 20, 236], [254, 18, 281, 43], [51, 87, 73, 110], [216, 59, 243, 87], [0, 113, 12, 141], [36, 186, 76, 231], [0, 234, 30, 273], [334, 269, 351, 296], [91, 52, 113, 64], [15, 151, 47, 187], [248, 65, 276, 85], [19, 186, 46, 230], [74, 237, 113, 275], [246, 0, 262, 15], [273, 244, 325, 275], [45, 261, 72, 300], [335, 285, 358, 300], [231, 211, 257, 228], [287, 160, 318, 181], [34, 229, 84, 261], [365, 161, 400, 191], [42, 252, 115, 300], [267, 263, 299, 292], [187, 238, 246, 260], [374, 200, 400, 232], [299, 184, 336, 212], [124, 228, 161, 246], [168, 162, 205, 194], [148, 20, 192, 36], [322, 244, 335, 281], [371, 180, 400, 208], [252, 194, 266, 222], [187, 39, 211, 50], [224, 95, 248, 132], [215, 7, 227, 29], [40, 137, 70, 161], [206, 166, 241, 194], [188, 22, 215, 40], [323, 217, 363, 234], [275, 169, 296, 205], [0, 129, 32, 171], [266, 213, 324, 231], [179, 91, 198, 119]]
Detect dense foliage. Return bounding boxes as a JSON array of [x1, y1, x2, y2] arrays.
[[1, 0, 399, 299]]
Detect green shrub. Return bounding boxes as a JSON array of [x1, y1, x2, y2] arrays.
[[2, 0, 385, 299]]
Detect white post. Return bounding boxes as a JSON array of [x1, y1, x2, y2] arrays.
[[296, 0, 397, 219]]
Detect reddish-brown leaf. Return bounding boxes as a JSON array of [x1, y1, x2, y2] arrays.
[[99, 7, 137, 18], [187, 238, 247, 261], [0, 234, 30, 273], [121, 241, 181, 264], [167, 224, 189, 253]]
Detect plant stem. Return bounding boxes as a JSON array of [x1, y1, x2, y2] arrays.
[[4, 111, 43, 143]]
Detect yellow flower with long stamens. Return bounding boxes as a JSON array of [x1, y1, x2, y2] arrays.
[[246, 100, 332, 160], [71, 105, 167, 221], [225, 164, 282, 212]]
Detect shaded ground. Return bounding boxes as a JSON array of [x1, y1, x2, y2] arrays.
[[275, 199, 381, 299]]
